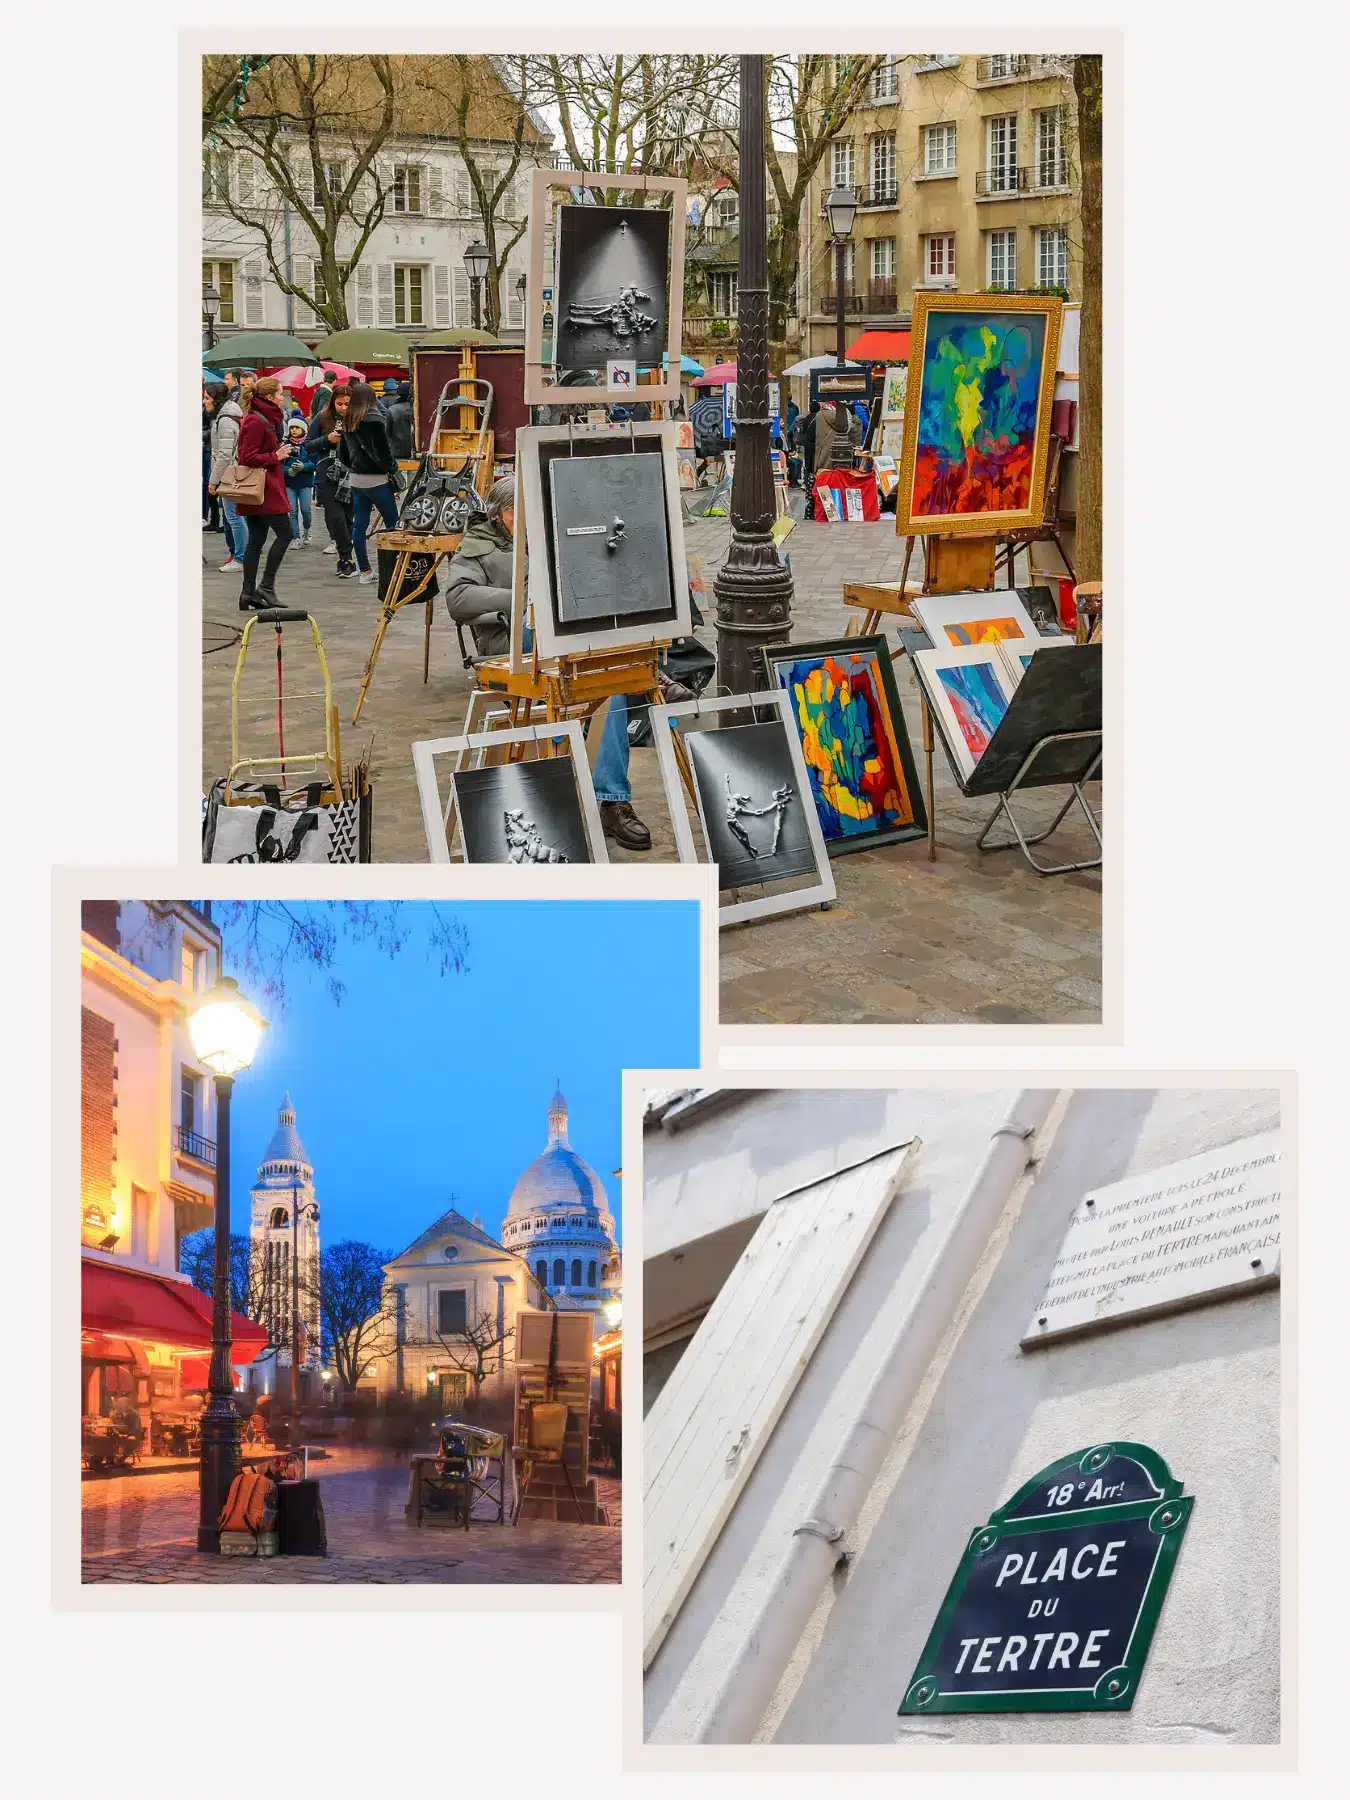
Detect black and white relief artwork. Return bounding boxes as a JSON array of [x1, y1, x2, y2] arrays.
[[549, 452, 673, 623], [452, 757, 593, 864], [554, 205, 669, 372], [685, 720, 817, 891]]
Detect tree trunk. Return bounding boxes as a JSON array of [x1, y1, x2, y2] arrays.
[[1073, 55, 1103, 586]]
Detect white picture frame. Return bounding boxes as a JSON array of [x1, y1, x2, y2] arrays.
[[411, 718, 608, 865], [525, 166, 687, 408], [515, 421, 692, 666], [649, 688, 837, 927], [911, 588, 1045, 651], [996, 634, 1075, 688], [912, 645, 1020, 786]]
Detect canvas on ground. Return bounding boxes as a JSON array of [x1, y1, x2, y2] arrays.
[[452, 757, 592, 864], [684, 721, 818, 891]]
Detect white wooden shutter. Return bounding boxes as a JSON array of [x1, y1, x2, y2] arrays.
[[432, 264, 451, 327], [452, 266, 471, 326], [236, 154, 256, 206], [643, 1138, 920, 1669], [291, 255, 315, 328], [377, 260, 396, 327], [355, 261, 374, 327], [427, 164, 444, 216], [241, 256, 266, 326], [454, 171, 471, 217]]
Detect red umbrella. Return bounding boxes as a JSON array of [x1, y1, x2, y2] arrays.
[[265, 359, 361, 400], [692, 360, 738, 387]]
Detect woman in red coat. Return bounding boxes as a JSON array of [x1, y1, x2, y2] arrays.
[[234, 375, 296, 610]]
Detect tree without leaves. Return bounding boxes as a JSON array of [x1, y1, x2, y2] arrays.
[[202, 56, 272, 142], [431, 1308, 515, 1397], [314, 1240, 395, 1395], [411, 55, 536, 334], [204, 53, 399, 331], [179, 1229, 268, 1319]]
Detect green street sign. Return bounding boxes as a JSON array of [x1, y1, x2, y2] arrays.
[[899, 1443, 1193, 1715]]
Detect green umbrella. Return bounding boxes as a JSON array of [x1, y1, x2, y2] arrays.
[[313, 327, 410, 368], [410, 327, 500, 348], [201, 331, 320, 367]]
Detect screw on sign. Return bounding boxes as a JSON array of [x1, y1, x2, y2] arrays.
[[899, 1443, 1193, 1715]]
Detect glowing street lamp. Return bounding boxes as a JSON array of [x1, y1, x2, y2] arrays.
[[188, 976, 266, 1551]]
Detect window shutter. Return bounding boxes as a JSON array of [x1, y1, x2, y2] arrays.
[[643, 1140, 921, 1668], [242, 256, 266, 326], [507, 272, 523, 330], [291, 255, 315, 328], [377, 260, 395, 327], [236, 155, 256, 207], [452, 266, 471, 326], [355, 261, 374, 326], [427, 164, 444, 216], [433, 263, 451, 327], [455, 172, 473, 217]]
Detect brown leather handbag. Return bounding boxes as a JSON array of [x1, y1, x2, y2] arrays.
[[216, 458, 266, 505]]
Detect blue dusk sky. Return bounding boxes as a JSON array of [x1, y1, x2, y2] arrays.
[[213, 900, 699, 1257]]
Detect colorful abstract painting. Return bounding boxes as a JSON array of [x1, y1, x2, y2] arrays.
[[936, 661, 1010, 760], [942, 616, 1028, 646], [765, 639, 926, 854], [896, 295, 1062, 535]]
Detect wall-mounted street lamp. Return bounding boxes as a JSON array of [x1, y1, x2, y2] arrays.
[[464, 240, 490, 330]]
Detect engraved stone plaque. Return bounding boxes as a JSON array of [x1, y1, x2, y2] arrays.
[[1022, 1131, 1281, 1347]]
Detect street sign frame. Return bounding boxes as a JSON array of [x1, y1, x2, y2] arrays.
[[899, 1442, 1193, 1716]]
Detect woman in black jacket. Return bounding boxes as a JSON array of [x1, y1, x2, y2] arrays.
[[337, 381, 400, 585], [304, 385, 356, 577]]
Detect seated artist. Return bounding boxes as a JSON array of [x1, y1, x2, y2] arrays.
[[445, 476, 690, 853]]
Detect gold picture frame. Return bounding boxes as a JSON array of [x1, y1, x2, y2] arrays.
[[894, 291, 1063, 538]]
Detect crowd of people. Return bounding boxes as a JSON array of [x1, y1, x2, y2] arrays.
[[203, 369, 414, 606]]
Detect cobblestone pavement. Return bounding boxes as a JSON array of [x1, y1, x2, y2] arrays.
[[201, 511, 1101, 1025], [82, 1448, 620, 1584]]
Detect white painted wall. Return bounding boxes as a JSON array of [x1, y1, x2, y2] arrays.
[[643, 1087, 1282, 1748]]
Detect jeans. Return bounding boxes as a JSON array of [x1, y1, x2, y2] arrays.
[[592, 694, 647, 805], [350, 482, 400, 572], [315, 476, 353, 565], [220, 497, 248, 560], [289, 487, 313, 536], [241, 513, 294, 594]]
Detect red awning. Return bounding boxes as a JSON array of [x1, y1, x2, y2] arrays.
[[82, 1262, 268, 1365], [847, 328, 910, 364]]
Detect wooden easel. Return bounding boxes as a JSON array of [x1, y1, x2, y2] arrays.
[[352, 529, 462, 724], [470, 642, 697, 798]]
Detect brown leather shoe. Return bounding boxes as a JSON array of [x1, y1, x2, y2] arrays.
[[600, 801, 652, 852]]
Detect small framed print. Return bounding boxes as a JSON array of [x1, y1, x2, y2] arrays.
[[411, 718, 608, 864]]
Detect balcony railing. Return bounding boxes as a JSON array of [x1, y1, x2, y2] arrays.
[[818, 292, 865, 315], [175, 1125, 216, 1166], [866, 278, 899, 312], [1034, 162, 1071, 190], [976, 167, 1030, 196], [978, 55, 1029, 82], [915, 55, 961, 73], [862, 183, 899, 208]]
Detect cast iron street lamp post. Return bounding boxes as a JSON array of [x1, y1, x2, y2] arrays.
[[203, 284, 221, 355], [826, 185, 859, 468], [465, 240, 490, 331], [188, 976, 265, 1552], [713, 54, 795, 697]]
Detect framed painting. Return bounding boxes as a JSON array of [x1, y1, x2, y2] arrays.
[[525, 167, 687, 407], [410, 719, 607, 864], [913, 644, 1019, 785], [515, 422, 692, 667], [649, 689, 836, 927], [882, 364, 908, 420], [760, 636, 928, 855], [912, 589, 1043, 650], [895, 292, 1063, 537], [996, 634, 1075, 688]]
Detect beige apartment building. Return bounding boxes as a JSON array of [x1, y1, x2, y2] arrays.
[[801, 53, 1081, 358]]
